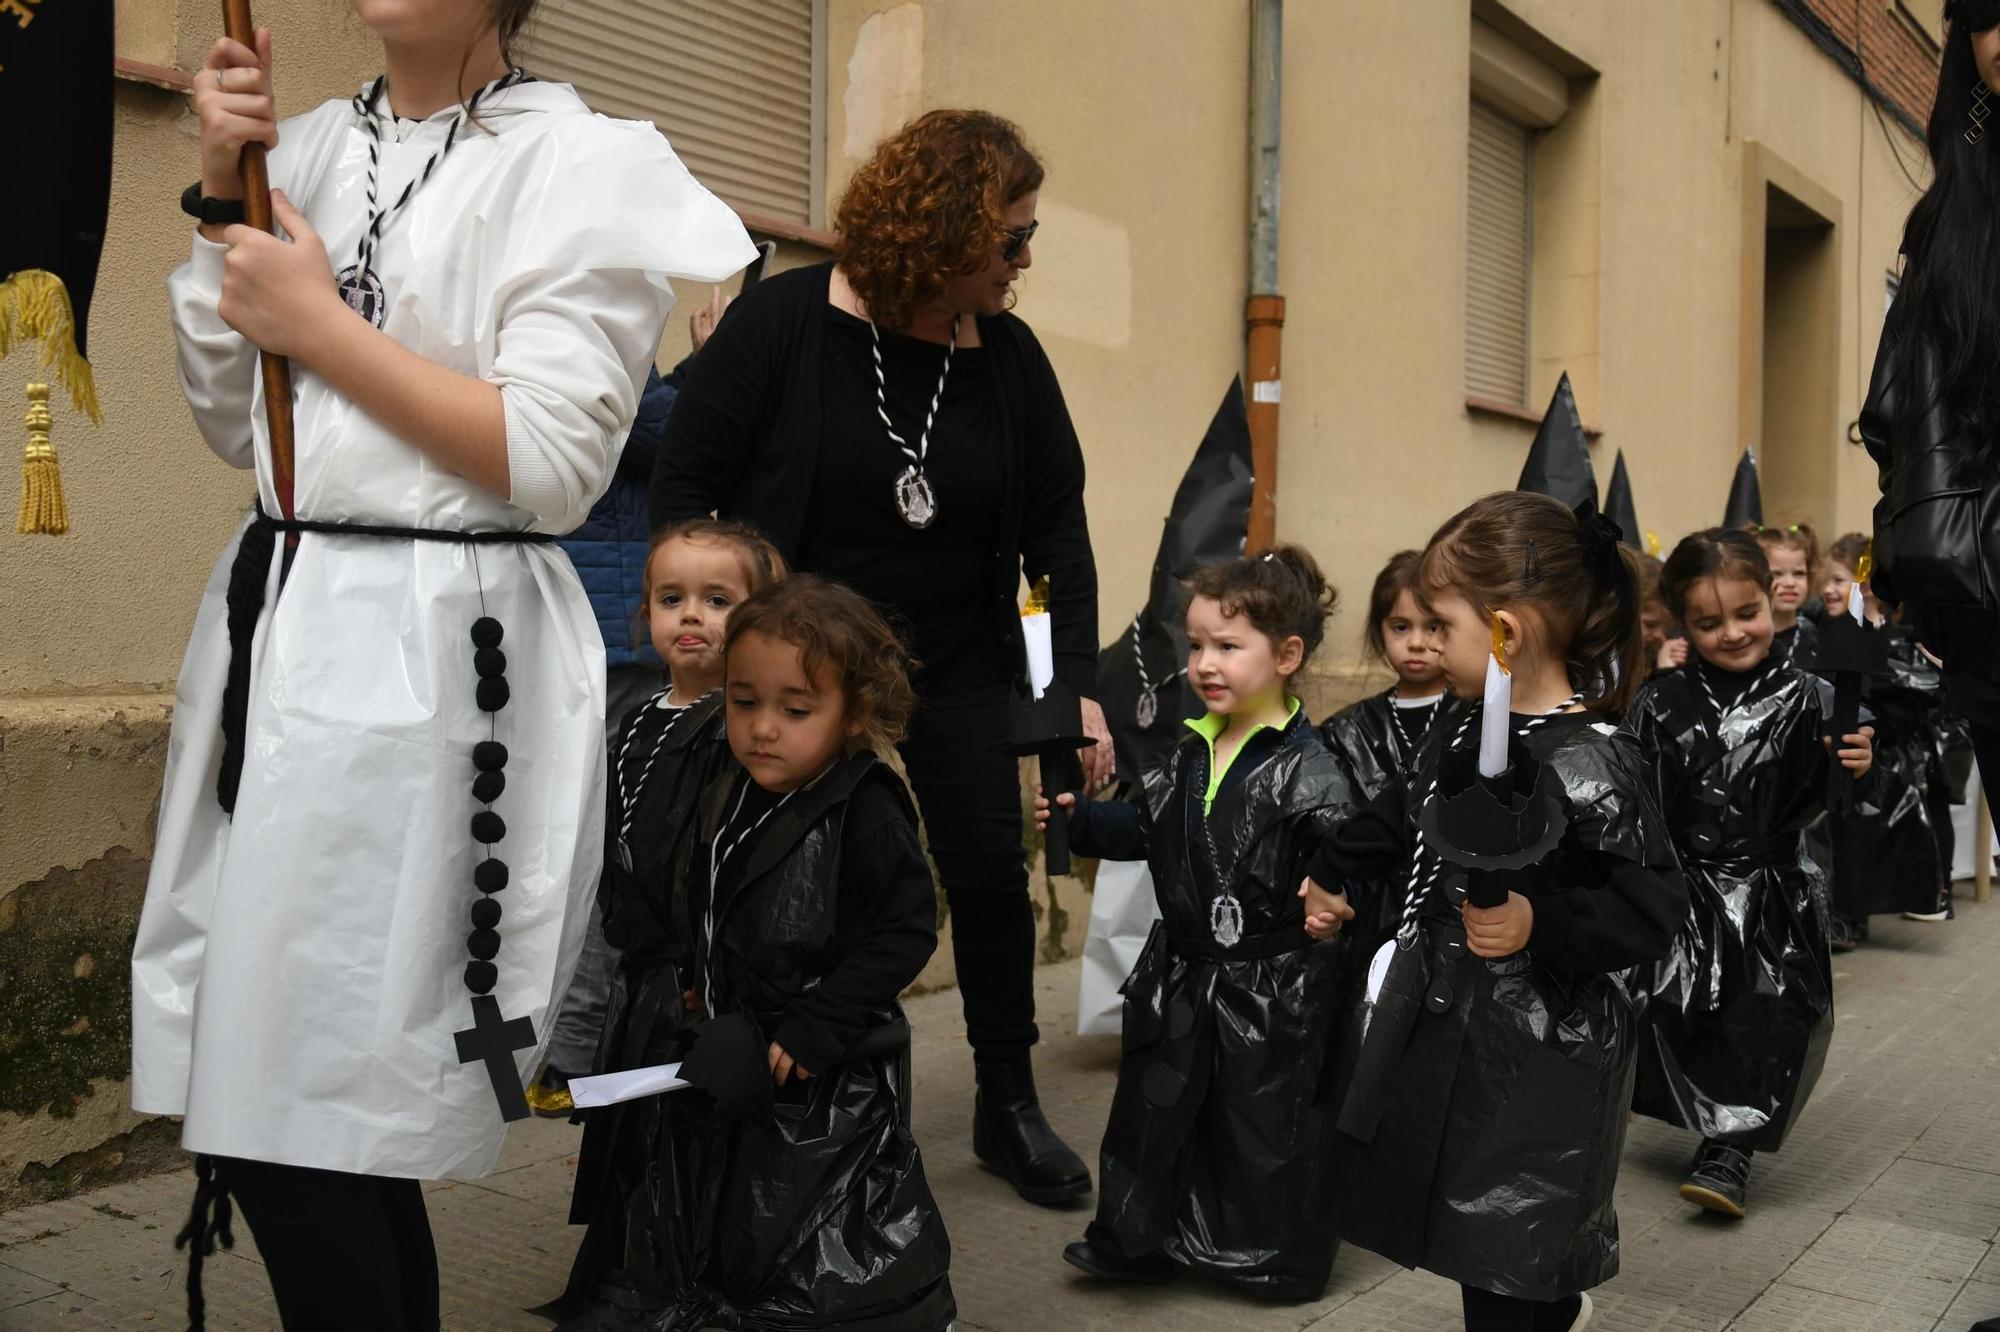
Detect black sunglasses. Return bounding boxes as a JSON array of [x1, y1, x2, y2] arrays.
[[1002, 220, 1038, 263]]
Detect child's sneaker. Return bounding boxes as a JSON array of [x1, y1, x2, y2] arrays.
[[1679, 1141, 1752, 1217], [1061, 1239, 1179, 1285]]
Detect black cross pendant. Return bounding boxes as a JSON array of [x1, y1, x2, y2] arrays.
[[453, 994, 537, 1122]]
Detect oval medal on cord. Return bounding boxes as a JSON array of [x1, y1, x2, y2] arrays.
[[342, 67, 531, 331], [894, 466, 938, 529], [336, 266, 387, 328]]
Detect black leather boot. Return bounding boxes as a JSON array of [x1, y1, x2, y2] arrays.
[[973, 1056, 1091, 1205]]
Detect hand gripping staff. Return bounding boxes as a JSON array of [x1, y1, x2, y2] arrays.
[[221, 0, 297, 522]]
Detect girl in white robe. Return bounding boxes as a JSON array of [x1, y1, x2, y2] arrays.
[[129, 2, 753, 1324]]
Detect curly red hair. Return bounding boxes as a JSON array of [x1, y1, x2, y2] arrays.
[[835, 109, 1044, 331]]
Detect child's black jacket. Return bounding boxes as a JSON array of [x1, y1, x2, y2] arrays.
[[1069, 710, 1361, 1298]]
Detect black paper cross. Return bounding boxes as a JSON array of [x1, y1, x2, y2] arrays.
[[453, 994, 536, 1122]]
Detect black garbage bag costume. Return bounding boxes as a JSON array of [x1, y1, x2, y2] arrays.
[[1625, 662, 1840, 1151], [1318, 691, 1464, 947], [1317, 712, 1684, 1302], [1513, 372, 1599, 516], [1603, 450, 1644, 554], [560, 752, 954, 1331], [1095, 379, 1255, 781], [1772, 615, 1820, 671], [1065, 708, 1361, 1300], [1723, 449, 1764, 528], [1825, 628, 1953, 918], [557, 693, 733, 1318]]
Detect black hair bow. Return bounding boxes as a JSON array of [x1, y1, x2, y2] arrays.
[[1580, 510, 1638, 654]]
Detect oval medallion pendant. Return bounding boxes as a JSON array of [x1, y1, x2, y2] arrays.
[[1209, 892, 1244, 947], [894, 465, 938, 529], [336, 264, 388, 329]]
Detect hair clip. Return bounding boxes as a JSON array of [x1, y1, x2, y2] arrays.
[[1522, 539, 1543, 586], [1261, 551, 1276, 562]]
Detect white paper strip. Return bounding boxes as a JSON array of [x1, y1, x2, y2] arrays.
[[1364, 938, 1396, 1006], [1847, 583, 1865, 625], [1479, 651, 1511, 778], [567, 1062, 690, 1108], [1022, 611, 1055, 699]]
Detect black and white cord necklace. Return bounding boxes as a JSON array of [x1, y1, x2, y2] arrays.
[[1694, 657, 1772, 724], [337, 68, 532, 328], [1392, 691, 1584, 950], [702, 769, 828, 1012], [1129, 614, 1187, 729], [611, 688, 678, 873], [1387, 689, 1442, 762], [869, 317, 957, 529]]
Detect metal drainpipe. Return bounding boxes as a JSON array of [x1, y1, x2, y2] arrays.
[[1246, 0, 1284, 553]]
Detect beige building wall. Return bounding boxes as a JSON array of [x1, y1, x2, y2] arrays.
[[0, 0, 1928, 1195]]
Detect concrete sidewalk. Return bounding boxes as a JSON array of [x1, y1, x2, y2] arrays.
[[6, 889, 2000, 1331]]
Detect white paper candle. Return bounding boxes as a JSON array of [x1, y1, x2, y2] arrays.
[[1022, 611, 1055, 700], [1847, 583, 1865, 625], [1479, 649, 1511, 779]]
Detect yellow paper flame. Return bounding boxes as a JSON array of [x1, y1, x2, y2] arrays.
[[1645, 530, 1662, 558], [1490, 612, 1510, 674], [1022, 575, 1050, 618], [1855, 541, 1873, 584]]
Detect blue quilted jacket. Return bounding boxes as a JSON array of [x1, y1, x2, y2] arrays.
[[559, 365, 679, 671]]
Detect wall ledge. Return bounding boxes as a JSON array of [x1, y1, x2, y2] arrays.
[[1467, 394, 1605, 439], [114, 58, 194, 94], [737, 210, 837, 252]]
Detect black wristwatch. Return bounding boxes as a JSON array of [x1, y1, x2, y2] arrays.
[[180, 181, 248, 227]]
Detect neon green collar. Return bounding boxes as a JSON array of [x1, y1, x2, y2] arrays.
[[1185, 697, 1300, 815]]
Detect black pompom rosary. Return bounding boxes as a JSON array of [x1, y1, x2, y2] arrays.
[[452, 612, 538, 1122]]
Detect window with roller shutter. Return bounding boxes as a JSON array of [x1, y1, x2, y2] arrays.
[[1465, 97, 1532, 408], [525, 0, 825, 232]]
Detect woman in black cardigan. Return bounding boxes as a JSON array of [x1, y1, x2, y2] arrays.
[[1865, 1, 2000, 844], [651, 109, 1110, 1206]]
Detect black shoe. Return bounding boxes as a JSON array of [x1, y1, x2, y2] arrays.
[[1061, 1240, 1178, 1285], [1829, 917, 1860, 953], [1679, 1141, 1752, 1217], [973, 1057, 1091, 1206]]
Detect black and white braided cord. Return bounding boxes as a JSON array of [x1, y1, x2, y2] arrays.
[[1130, 614, 1187, 702], [868, 316, 956, 475], [348, 68, 530, 277], [614, 689, 675, 848]]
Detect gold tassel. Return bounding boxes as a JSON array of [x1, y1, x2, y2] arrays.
[[18, 384, 67, 535], [0, 270, 101, 423], [3, 270, 100, 536]]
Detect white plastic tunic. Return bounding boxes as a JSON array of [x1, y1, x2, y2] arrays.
[[130, 81, 755, 1179]]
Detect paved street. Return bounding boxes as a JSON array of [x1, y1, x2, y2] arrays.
[[6, 886, 2000, 1331]]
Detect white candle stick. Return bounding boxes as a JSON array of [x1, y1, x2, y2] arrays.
[[1479, 648, 1511, 779], [1022, 611, 1054, 700]]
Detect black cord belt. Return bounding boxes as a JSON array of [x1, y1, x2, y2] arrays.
[[216, 504, 555, 813]]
